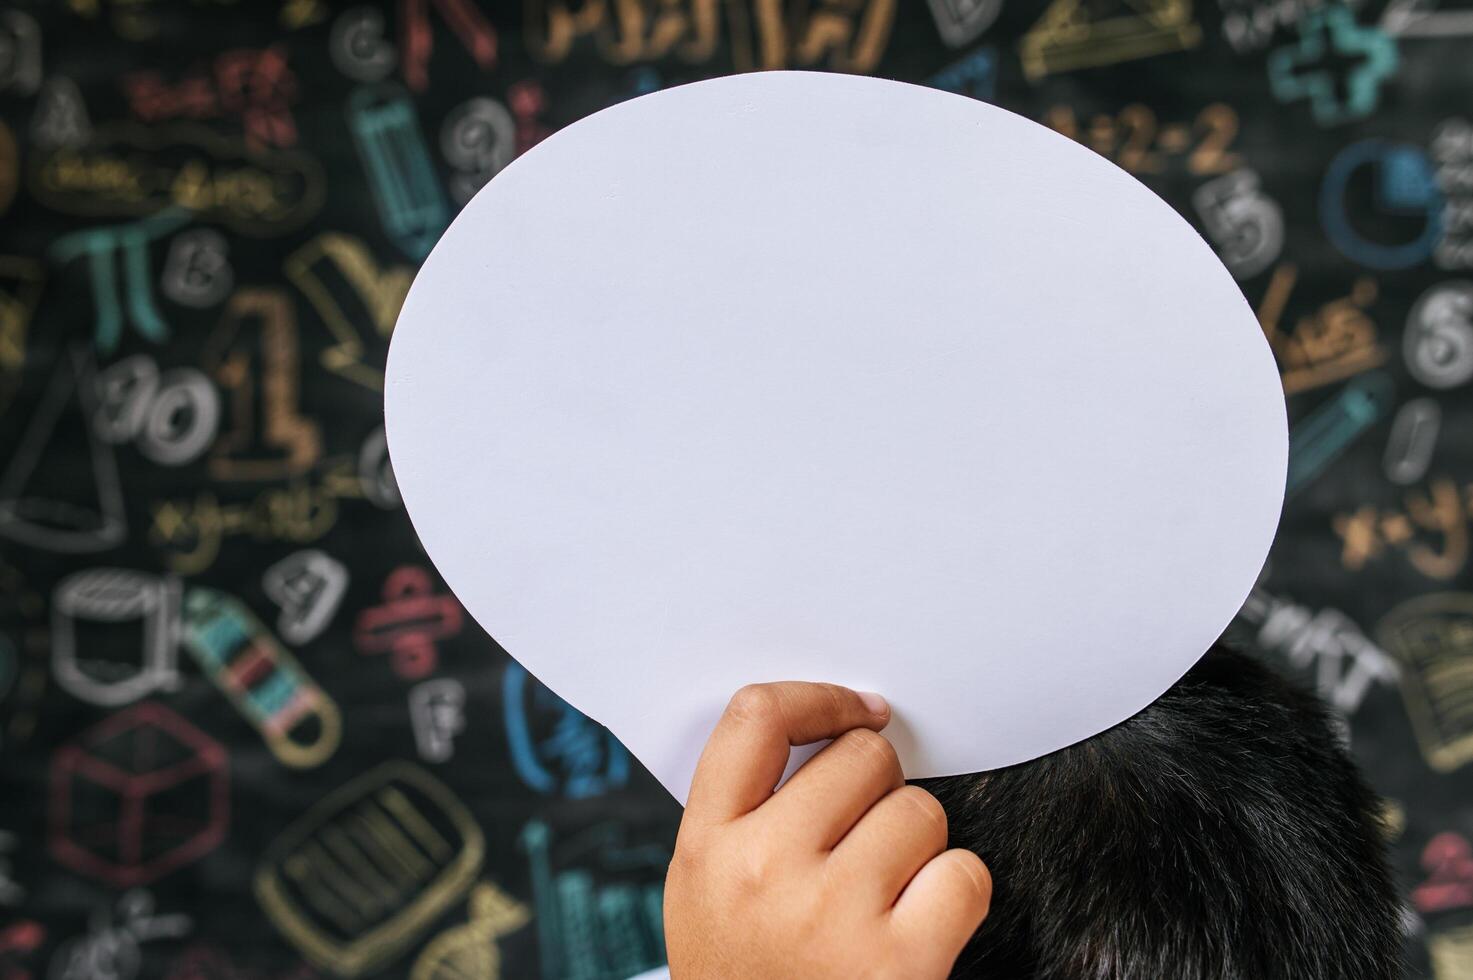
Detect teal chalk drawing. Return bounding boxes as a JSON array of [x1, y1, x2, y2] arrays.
[[50, 209, 190, 355], [1267, 7, 1398, 126], [502, 661, 630, 799], [1286, 372, 1395, 497], [347, 85, 448, 261], [519, 820, 666, 980]]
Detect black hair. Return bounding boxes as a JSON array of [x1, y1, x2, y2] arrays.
[[919, 644, 1405, 980]]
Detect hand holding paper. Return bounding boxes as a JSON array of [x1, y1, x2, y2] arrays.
[[665, 681, 991, 979]]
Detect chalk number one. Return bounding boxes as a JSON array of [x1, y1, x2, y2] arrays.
[[205, 289, 322, 481]]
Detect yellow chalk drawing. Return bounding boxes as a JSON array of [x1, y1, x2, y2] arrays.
[[150, 456, 364, 575], [410, 882, 530, 980], [256, 762, 484, 977], [1432, 924, 1473, 980], [1377, 593, 1473, 773], [1019, 0, 1201, 81], [285, 233, 412, 390], [204, 289, 323, 482], [1332, 479, 1470, 581], [0, 120, 17, 215], [527, 0, 895, 73], [1256, 263, 1386, 395], [0, 256, 44, 375]]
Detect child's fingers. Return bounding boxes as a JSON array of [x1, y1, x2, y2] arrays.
[[827, 784, 949, 903], [762, 727, 905, 850], [685, 682, 891, 823], [889, 848, 993, 973]]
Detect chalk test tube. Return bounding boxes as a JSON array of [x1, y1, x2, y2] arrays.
[[179, 586, 341, 768], [347, 86, 447, 261], [1286, 372, 1394, 497]]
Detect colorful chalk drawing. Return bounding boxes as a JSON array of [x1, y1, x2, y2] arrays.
[[1255, 264, 1387, 395], [160, 229, 233, 308], [926, 0, 1002, 47], [285, 233, 411, 390], [408, 678, 465, 763], [263, 550, 348, 646], [48, 890, 191, 980], [1019, 0, 1202, 81], [1334, 478, 1472, 580], [409, 882, 529, 980], [519, 820, 666, 980], [1267, 7, 1398, 126], [48, 702, 229, 887], [0, 348, 127, 552], [1193, 169, 1284, 280], [254, 762, 484, 977], [203, 289, 322, 482], [526, 0, 896, 72], [1043, 102, 1242, 176], [178, 587, 341, 768], [353, 567, 462, 681], [51, 209, 190, 355], [94, 354, 221, 467], [50, 568, 181, 707], [503, 662, 630, 800], [1405, 282, 1473, 388], [1385, 398, 1442, 486], [346, 86, 447, 261], [1320, 140, 1444, 270], [1285, 371, 1395, 496], [1377, 593, 1473, 772], [1237, 587, 1400, 733], [400, 0, 498, 92], [2, 7, 1471, 978], [150, 457, 366, 574]]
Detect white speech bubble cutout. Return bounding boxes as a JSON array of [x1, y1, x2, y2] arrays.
[[386, 71, 1287, 805]]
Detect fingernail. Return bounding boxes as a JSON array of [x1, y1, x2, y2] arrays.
[[858, 691, 889, 718]]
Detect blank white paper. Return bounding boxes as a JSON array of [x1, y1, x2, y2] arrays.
[[385, 71, 1288, 805]]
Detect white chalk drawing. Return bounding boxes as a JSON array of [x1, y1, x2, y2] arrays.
[[30, 76, 90, 149], [262, 549, 348, 645], [1384, 397, 1441, 485], [0, 11, 41, 95], [94, 354, 220, 466], [409, 678, 466, 763], [1382, 0, 1473, 36], [139, 369, 220, 465], [441, 97, 515, 205], [0, 349, 126, 552], [160, 230, 233, 308], [51, 569, 180, 707], [358, 426, 401, 509], [1240, 588, 1400, 737], [1193, 169, 1284, 280], [1405, 281, 1473, 388], [331, 6, 396, 82], [926, 0, 1003, 46], [94, 355, 160, 444], [0, 829, 21, 905], [48, 890, 191, 980]]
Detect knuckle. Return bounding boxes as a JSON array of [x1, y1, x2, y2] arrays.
[[733, 844, 781, 893], [818, 683, 852, 718], [894, 785, 948, 840], [726, 684, 780, 724], [839, 727, 899, 775], [947, 850, 994, 909]]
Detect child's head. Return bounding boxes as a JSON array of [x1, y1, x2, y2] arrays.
[[919, 645, 1404, 980]]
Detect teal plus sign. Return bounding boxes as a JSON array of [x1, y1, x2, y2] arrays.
[[1267, 7, 1398, 126]]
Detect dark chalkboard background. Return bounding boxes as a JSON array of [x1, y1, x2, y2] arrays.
[[1, 1, 1471, 978]]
